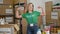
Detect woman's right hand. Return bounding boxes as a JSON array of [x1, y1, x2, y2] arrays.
[[16, 7, 22, 18], [16, 7, 21, 11]]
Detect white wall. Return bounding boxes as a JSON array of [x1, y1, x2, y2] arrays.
[[53, 0, 60, 5], [45, 0, 52, 2], [45, 0, 60, 5], [27, 0, 54, 12], [27, 0, 45, 12]]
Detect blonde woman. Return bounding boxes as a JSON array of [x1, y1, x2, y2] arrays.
[[16, 3, 40, 34]]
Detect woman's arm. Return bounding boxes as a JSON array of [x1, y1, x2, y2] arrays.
[[15, 7, 22, 18], [38, 6, 45, 16]]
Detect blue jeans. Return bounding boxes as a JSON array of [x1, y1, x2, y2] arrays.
[[27, 24, 38, 34]]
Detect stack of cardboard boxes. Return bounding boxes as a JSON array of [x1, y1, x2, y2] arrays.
[[0, 0, 14, 23], [0, 0, 19, 34], [13, 0, 27, 4], [0, 5, 4, 15], [0, 24, 19, 34], [45, 1, 60, 34], [45, 1, 60, 26], [0, 0, 13, 14], [45, 1, 52, 24], [3, 0, 13, 4]]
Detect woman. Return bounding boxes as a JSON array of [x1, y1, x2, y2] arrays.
[[16, 3, 40, 34]]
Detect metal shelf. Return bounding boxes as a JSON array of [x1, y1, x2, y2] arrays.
[[53, 6, 60, 9], [0, 14, 14, 17], [0, 4, 13, 5]]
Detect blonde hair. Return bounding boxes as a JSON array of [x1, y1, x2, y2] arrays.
[[28, 3, 34, 7], [26, 3, 34, 13]]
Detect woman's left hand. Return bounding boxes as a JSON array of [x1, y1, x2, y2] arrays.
[[38, 6, 45, 16]]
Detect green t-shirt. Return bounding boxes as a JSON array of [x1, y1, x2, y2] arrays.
[[22, 11, 40, 24]]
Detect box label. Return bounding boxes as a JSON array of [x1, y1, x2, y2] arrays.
[[5, 9, 13, 14], [5, 17, 13, 22], [0, 0, 3, 4], [51, 11, 58, 19]]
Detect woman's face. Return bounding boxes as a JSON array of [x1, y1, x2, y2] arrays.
[[28, 4, 34, 11]]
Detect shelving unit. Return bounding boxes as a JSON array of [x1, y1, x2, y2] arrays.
[[45, 1, 60, 34], [0, 14, 14, 16], [0, 0, 15, 24], [0, 0, 27, 34], [53, 6, 60, 9], [14, 2, 26, 34]]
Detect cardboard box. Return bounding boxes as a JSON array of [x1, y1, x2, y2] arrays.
[[3, 5, 13, 15], [0, 5, 5, 15], [0, 5, 13, 15], [15, 18, 27, 34], [0, 0, 13, 4], [15, 19, 20, 24], [22, 25, 27, 34], [0, 24, 19, 34], [51, 33, 57, 34], [45, 1, 60, 26], [58, 9, 60, 25], [22, 18, 27, 26], [45, 1, 52, 24], [15, 19, 21, 27], [14, 0, 27, 4], [38, 16, 42, 27], [14, 24, 19, 31], [13, 0, 19, 4], [5, 17, 14, 23], [51, 9, 60, 26], [20, 0, 27, 3], [22, 18, 27, 34]]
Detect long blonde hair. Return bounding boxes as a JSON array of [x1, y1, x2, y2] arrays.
[[27, 3, 34, 13]]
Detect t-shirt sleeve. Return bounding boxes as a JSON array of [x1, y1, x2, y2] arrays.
[[22, 14, 26, 18], [35, 11, 40, 16]]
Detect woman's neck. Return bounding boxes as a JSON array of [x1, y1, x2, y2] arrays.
[[29, 11, 32, 13]]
